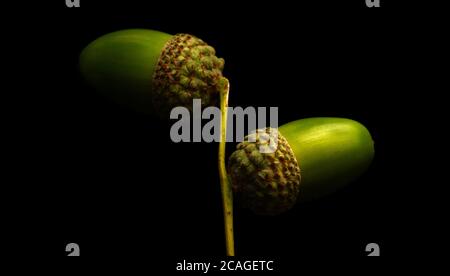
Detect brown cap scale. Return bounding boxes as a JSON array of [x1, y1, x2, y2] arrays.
[[228, 128, 301, 215], [152, 34, 225, 115]]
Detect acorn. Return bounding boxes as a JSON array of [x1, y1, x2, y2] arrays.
[[228, 117, 375, 215], [80, 29, 226, 116]]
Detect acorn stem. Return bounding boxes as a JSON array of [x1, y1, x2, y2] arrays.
[[218, 78, 235, 256]]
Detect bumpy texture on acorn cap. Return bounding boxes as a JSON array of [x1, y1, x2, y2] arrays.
[[228, 128, 301, 215], [152, 33, 225, 115]]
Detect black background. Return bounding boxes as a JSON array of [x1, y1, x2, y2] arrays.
[[4, 0, 445, 267]]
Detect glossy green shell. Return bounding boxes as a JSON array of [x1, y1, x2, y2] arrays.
[[279, 117, 375, 202], [80, 29, 173, 113]]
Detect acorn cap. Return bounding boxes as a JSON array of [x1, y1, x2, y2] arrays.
[[228, 128, 301, 215], [80, 29, 225, 116]]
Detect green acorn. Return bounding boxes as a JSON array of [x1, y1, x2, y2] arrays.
[[80, 29, 226, 115], [228, 117, 375, 215]]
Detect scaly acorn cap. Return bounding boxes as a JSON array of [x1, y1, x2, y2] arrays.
[[228, 128, 301, 215], [228, 118, 375, 215], [80, 29, 225, 116]]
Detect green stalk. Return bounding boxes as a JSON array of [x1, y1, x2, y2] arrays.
[[218, 78, 234, 256]]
